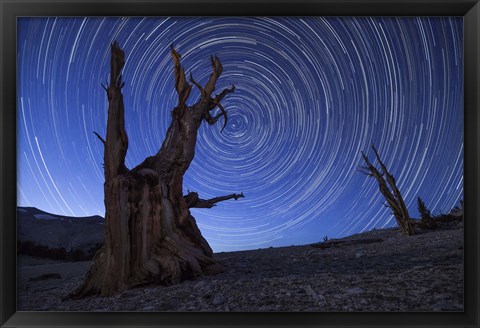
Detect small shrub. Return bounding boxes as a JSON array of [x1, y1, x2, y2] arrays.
[[417, 197, 436, 229]]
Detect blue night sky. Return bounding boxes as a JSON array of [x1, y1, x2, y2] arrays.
[[17, 17, 463, 252]]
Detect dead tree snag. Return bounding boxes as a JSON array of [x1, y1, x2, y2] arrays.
[[359, 144, 415, 236], [71, 42, 241, 298]]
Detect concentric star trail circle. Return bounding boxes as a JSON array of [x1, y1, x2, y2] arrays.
[[17, 17, 463, 252]]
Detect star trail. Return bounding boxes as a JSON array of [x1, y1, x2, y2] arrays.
[[17, 17, 463, 252]]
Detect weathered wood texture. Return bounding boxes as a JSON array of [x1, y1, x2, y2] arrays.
[[71, 42, 241, 298]]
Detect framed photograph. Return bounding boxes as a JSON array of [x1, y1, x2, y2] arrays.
[[1, 0, 479, 327]]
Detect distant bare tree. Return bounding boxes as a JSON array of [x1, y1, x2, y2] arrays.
[[359, 144, 415, 236]]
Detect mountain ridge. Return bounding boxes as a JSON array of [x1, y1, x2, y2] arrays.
[[17, 207, 104, 261]]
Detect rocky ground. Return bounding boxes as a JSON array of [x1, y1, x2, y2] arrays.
[[17, 224, 463, 312]]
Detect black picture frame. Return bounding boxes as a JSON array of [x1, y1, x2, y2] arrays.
[[1, 0, 478, 327]]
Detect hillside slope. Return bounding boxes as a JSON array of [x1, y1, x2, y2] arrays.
[[17, 207, 104, 260]]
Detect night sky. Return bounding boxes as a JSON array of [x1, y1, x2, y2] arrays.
[[17, 17, 463, 252]]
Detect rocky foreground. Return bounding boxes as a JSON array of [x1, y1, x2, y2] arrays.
[[17, 224, 463, 312]]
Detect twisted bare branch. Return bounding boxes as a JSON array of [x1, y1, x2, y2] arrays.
[[185, 191, 244, 208], [93, 131, 106, 145]]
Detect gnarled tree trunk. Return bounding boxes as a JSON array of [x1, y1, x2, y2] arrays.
[[71, 42, 242, 298], [359, 144, 415, 236]]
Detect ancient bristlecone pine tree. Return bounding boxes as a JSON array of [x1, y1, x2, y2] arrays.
[[359, 144, 415, 236], [72, 42, 243, 297]]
